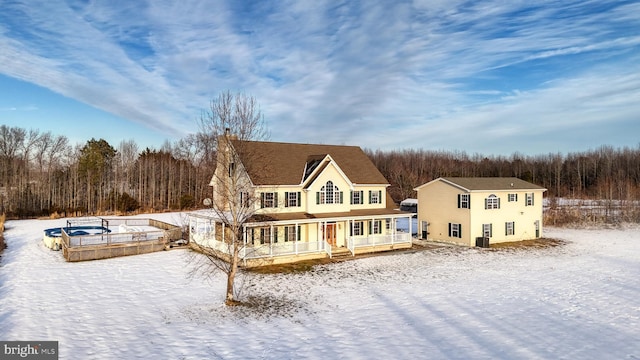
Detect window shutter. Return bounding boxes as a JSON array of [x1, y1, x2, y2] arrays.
[[297, 225, 301, 241], [489, 224, 492, 237], [360, 191, 364, 204], [448, 223, 452, 237], [350, 223, 353, 237], [274, 192, 278, 207], [284, 227, 289, 242], [378, 191, 382, 203], [316, 192, 320, 205], [369, 191, 372, 203], [284, 192, 289, 207], [468, 196, 471, 209], [260, 228, 265, 244], [260, 193, 265, 208], [340, 191, 344, 204], [484, 198, 488, 209], [458, 194, 461, 208], [350, 190, 353, 205], [368, 221, 372, 235], [274, 229, 278, 243], [513, 222, 515, 234], [497, 198, 501, 209], [297, 192, 301, 206], [515, 194, 518, 201], [531, 194, 534, 206], [459, 224, 462, 238], [505, 223, 508, 236]]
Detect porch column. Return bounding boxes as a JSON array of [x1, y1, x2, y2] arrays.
[[269, 224, 274, 255], [391, 217, 394, 245], [295, 223, 298, 255], [242, 224, 247, 266], [408, 216, 412, 241]]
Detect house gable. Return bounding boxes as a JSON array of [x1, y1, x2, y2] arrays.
[[302, 154, 353, 191]]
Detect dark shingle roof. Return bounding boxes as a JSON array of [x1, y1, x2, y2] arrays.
[[440, 177, 546, 191], [231, 140, 389, 186]]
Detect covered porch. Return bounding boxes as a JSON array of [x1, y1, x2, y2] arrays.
[[188, 209, 413, 265]]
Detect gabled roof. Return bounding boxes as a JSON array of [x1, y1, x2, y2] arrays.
[[415, 177, 547, 192], [230, 140, 389, 186]]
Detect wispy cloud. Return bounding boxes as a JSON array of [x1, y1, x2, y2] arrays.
[[0, 0, 638, 154]]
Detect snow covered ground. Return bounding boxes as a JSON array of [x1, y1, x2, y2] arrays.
[[1, 213, 639, 359]]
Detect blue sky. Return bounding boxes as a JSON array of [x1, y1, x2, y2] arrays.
[[1, 0, 639, 155]]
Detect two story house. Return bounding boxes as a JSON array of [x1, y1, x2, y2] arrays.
[[189, 132, 413, 266], [414, 177, 546, 247]]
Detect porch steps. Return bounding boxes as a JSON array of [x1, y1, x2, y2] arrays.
[[330, 246, 352, 258]]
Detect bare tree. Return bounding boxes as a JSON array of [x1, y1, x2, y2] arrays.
[[190, 91, 269, 305]]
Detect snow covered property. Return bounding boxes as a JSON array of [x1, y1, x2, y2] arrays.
[[1, 214, 639, 359]]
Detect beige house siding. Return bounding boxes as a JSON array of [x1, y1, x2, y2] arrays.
[[416, 178, 546, 247]]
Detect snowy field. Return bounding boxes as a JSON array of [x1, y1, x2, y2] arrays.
[[1, 213, 639, 359]]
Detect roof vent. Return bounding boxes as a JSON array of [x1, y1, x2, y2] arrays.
[[510, 183, 514, 187]]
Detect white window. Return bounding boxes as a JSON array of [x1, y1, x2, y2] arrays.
[[485, 194, 500, 209], [285, 192, 300, 207], [458, 194, 470, 209], [506, 222, 515, 236], [239, 192, 250, 207], [483, 223, 492, 238], [260, 227, 272, 244], [369, 190, 381, 204], [371, 220, 382, 235], [261, 192, 277, 208], [351, 190, 363, 205], [318, 181, 342, 204], [449, 223, 462, 238], [351, 221, 363, 236], [284, 226, 300, 242], [526, 193, 534, 206], [508, 193, 517, 202]]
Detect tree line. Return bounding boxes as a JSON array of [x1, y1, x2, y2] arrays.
[[2, 122, 640, 219], [0, 124, 217, 218], [366, 146, 640, 203]]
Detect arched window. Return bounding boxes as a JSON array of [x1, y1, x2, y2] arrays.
[[485, 194, 500, 209], [319, 181, 341, 204]]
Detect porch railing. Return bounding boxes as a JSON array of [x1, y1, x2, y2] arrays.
[[192, 235, 326, 260], [347, 233, 412, 255]]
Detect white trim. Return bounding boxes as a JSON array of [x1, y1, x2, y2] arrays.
[[301, 154, 354, 190]]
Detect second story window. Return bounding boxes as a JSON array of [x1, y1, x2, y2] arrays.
[[369, 190, 382, 204], [458, 194, 470, 209], [508, 193, 517, 202], [239, 191, 250, 208], [260, 192, 277, 208], [284, 192, 301, 207], [485, 194, 500, 209], [351, 190, 363, 205], [317, 181, 342, 204], [228, 162, 235, 177], [526, 193, 534, 206]]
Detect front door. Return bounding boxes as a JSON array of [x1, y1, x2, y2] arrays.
[[324, 223, 337, 246]]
